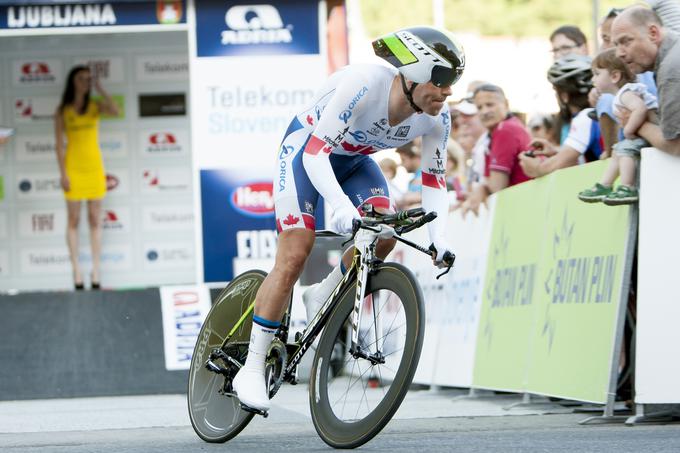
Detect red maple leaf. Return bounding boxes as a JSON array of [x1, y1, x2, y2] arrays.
[[306, 115, 314, 125], [283, 214, 300, 226]]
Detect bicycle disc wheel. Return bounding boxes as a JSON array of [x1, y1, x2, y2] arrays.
[[187, 270, 266, 443], [309, 263, 424, 448]]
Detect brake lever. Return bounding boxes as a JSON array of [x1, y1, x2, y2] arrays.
[[341, 219, 362, 248], [435, 251, 456, 279]]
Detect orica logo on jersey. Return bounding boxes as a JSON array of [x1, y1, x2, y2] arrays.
[[348, 130, 367, 143], [222, 4, 292, 45], [278, 144, 294, 160], [231, 182, 275, 217], [338, 86, 369, 124]]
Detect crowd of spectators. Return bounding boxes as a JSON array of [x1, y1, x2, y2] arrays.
[[380, 0, 680, 215]]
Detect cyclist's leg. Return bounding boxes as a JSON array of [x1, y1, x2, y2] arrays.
[[234, 132, 320, 411], [304, 155, 395, 309]]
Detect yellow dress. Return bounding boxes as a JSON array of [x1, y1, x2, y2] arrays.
[[63, 100, 106, 200]]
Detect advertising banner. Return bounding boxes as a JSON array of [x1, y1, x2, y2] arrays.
[[432, 202, 494, 388], [0, 1, 186, 31], [472, 177, 549, 392], [159, 284, 212, 371], [636, 148, 680, 403], [194, 0, 319, 58], [526, 162, 630, 404], [200, 167, 277, 282]]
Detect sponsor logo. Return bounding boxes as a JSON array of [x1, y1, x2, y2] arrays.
[[338, 86, 368, 124], [278, 160, 287, 192], [278, 144, 294, 160], [348, 130, 367, 143], [236, 230, 277, 258], [100, 131, 126, 156], [143, 206, 193, 231], [102, 210, 125, 231], [7, 4, 117, 28], [18, 61, 58, 84], [144, 132, 182, 154], [106, 174, 120, 191], [231, 182, 274, 217], [144, 243, 194, 269], [142, 169, 190, 192], [17, 175, 61, 198], [159, 285, 212, 371], [367, 120, 388, 136], [222, 4, 292, 45], [14, 97, 57, 121], [31, 213, 55, 232], [16, 136, 55, 161], [394, 125, 410, 138], [441, 111, 450, 125], [304, 201, 314, 214], [136, 54, 188, 81], [370, 187, 385, 196], [156, 0, 183, 24]]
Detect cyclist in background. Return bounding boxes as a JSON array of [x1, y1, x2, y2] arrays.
[[232, 26, 465, 412]]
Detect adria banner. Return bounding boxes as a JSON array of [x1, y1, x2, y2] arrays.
[[0, 1, 186, 31], [190, 0, 328, 283]]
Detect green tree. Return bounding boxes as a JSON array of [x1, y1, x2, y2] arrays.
[[359, 0, 624, 41]]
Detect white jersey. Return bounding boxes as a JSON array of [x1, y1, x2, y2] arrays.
[[285, 64, 451, 240]]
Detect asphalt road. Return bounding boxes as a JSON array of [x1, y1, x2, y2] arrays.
[[1, 387, 679, 452]]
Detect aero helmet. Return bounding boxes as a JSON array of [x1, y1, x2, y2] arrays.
[[547, 54, 593, 94], [372, 26, 465, 88]]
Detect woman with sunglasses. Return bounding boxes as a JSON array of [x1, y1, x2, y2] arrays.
[[231, 26, 465, 413]]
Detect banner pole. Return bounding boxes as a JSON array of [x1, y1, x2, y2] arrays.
[[580, 204, 638, 424]]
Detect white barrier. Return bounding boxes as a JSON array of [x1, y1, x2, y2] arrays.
[[392, 201, 494, 387], [636, 148, 680, 403]]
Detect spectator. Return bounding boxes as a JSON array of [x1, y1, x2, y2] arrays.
[[578, 48, 657, 205], [55, 65, 119, 290], [550, 25, 588, 60], [527, 113, 558, 146], [613, 6, 680, 156], [519, 55, 602, 178], [395, 139, 422, 208], [462, 83, 532, 216], [378, 157, 404, 208], [445, 139, 466, 208]]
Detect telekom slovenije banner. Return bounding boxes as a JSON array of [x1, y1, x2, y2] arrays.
[[189, 0, 327, 282]]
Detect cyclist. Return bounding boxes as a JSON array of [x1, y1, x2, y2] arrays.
[[233, 26, 465, 412]]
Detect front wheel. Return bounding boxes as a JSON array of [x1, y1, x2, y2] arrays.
[[187, 270, 266, 443], [309, 263, 425, 449]]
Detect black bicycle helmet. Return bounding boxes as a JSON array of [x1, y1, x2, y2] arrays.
[[547, 54, 593, 94]]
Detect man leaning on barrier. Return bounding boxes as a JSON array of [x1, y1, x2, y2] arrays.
[[613, 6, 680, 156]]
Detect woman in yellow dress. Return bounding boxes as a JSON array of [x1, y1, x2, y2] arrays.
[[55, 66, 119, 290]]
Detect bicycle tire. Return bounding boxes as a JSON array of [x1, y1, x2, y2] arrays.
[[187, 270, 266, 443], [309, 263, 425, 449]]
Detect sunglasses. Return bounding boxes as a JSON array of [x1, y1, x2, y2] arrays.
[[431, 65, 463, 88]]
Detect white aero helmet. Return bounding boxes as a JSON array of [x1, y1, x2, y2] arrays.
[[372, 26, 465, 88]]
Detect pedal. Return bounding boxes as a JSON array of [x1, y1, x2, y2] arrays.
[[239, 403, 269, 418]]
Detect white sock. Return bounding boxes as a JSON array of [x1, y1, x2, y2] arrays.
[[308, 265, 344, 301], [242, 317, 278, 372]]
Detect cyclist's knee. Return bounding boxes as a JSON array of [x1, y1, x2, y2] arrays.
[[376, 237, 397, 259]]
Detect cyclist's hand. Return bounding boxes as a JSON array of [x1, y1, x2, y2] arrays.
[[430, 237, 453, 269], [330, 200, 361, 234]]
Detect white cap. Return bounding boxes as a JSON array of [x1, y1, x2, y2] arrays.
[[452, 100, 477, 115]]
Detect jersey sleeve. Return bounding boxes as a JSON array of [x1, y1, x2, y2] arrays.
[[420, 109, 451, 241], [563, 110, 594, 154], [302, 75, 372, 209]]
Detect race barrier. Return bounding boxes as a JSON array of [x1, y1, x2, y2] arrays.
[[394, 160, 636, 408], [634, 148, 680, 408]]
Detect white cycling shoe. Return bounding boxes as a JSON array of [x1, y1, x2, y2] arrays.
[[302, 283, 325, 324], [232, 367, 270, 411]]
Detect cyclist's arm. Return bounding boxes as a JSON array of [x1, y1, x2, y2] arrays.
[[302, 77, 371, 210], [420, 110, 451, 240]]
